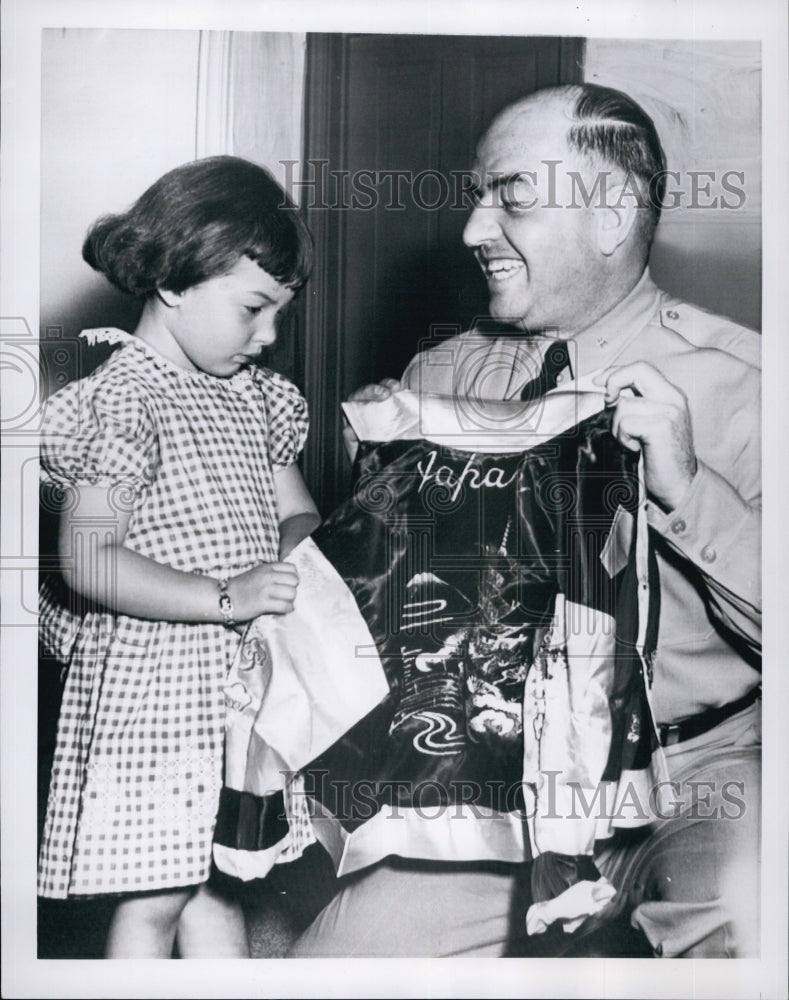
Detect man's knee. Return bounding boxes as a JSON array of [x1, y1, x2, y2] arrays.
[[596, 746, 760, 957]]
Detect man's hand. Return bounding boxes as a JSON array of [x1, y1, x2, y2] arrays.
[[595, 362, 698, 512], [342, 378, 402, 463]]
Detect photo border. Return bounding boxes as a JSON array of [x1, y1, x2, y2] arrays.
[[2, 1, 787, 997]]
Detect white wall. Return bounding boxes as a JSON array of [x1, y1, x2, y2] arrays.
[[40, 28, 307, 386], [231, 31, 306, 193], [41, 29, 202, 348], [585, 39, 762, 331]]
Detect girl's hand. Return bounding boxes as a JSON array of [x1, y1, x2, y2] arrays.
[[228, 562, 299, 620], [57, 483, 304, 623]]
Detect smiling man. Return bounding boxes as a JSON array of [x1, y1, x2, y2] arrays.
[[293, 83, 761, 959], [463, 91, 655, 337]]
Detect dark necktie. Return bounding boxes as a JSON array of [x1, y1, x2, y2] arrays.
[[520, 340, 572, 402]]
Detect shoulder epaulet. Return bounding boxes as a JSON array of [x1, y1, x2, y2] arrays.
[[658, 302, 761, 370]]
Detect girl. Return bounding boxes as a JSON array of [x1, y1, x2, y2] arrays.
[[37, 156, 321, 957]]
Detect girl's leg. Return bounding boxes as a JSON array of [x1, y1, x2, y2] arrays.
[[105, 887, 195, 958], [175, 878, 249, 957]]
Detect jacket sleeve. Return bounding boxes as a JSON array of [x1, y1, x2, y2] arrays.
[[645, 423, 761, 656]]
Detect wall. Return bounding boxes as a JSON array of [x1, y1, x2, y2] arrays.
[[231, 31, 306, 190], [39, 28, 306, 392], [584, 39, 761, 331], [40, 28, 202, 385]]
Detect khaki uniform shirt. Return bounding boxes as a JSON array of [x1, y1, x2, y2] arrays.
[[401, 270, 761, 724]]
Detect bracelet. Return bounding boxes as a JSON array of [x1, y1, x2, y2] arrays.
[[217, 577, 236, 627]]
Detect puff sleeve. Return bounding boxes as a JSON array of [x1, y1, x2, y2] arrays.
[[40, 377, 160, 510], [255, 368, 309, 469]]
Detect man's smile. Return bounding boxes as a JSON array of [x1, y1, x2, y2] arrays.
[[477, 255, 526, 282]]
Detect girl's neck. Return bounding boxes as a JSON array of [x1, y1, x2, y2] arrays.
[[134, 297, 198, 372]]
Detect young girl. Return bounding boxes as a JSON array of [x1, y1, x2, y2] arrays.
[[37, 156, 321, 958]]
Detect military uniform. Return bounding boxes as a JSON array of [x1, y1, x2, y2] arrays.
[[292, 270, 761, 958]]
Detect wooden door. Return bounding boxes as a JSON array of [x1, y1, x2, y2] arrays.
[[301, 34, 585, 513]]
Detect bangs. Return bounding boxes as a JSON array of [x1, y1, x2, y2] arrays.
[[243, 211, 313, 291]]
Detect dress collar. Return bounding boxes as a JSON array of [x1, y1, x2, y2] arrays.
[[79, 327, 254, 387]]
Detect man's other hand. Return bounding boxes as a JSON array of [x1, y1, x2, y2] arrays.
[[342, 379, 402, 462]]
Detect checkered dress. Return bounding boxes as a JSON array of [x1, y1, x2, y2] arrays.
[[38, 333, 310, 898]]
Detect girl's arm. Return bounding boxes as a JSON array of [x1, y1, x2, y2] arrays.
[[274, 463, 322, 558], [58, 484, 298, 623]]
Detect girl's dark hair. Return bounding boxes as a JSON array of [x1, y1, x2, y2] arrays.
[[83, 156, 313, 296]]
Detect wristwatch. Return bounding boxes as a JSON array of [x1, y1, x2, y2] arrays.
[[217, 577, 236, 627]]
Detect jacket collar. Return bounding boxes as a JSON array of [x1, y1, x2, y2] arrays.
[[568, 268, 662, 378]]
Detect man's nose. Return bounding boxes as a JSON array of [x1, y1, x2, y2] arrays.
[[462, 196, 502, 248]]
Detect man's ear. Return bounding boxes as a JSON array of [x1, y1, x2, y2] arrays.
[[156, 287, 183, 308], [596, 182, 640, 256]]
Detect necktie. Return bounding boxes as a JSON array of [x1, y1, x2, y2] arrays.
[[520, 340, 572, 402]]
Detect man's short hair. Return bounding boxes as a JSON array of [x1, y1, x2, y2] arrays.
[[565, 84, 667, 244]]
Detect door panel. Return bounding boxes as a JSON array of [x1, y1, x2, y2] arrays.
[[302, 34, 584, 512]]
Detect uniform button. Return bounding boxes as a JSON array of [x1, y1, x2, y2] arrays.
[[555, 373, 564, 384], [701, 546, 717, 563], [670, 519, 686, 534], [666, 309, 680, 320]]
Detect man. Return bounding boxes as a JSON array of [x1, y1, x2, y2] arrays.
[[292, 83, 761, 958]]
